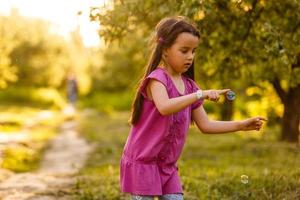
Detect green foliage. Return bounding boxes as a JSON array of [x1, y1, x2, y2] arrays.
[[92, 35, 148, 91], [79, 90, 134, 113], [0, 14, 18, 88], [0, 11, 70, 88], [90, 0, 300, 141], [0, 10, 94, 94], [74, 112, 300, 200], [90, 0, 178, 42], [0, 86, 66, 109], [89, 0, 185, 91], [95, 0, 300, 87]]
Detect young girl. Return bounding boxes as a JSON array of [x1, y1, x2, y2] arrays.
[[120, 16, 266, 200]]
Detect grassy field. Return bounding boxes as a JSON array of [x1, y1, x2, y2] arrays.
[[78, 91, 134, 114], [74, 110, 300, 200], [0, 105, 65, 173], [0, 86, 69, 173]]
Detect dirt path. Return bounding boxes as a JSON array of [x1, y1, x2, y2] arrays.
[[0, 119, 93, 200]]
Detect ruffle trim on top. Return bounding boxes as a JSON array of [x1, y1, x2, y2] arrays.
[[120, 154, 181, 195], [120, 154, 163, 195]]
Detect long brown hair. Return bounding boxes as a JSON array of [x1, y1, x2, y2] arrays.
[[130, 16, 200, 124]]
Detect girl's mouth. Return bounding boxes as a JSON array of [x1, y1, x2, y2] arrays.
[[184, 63, 191, 67]]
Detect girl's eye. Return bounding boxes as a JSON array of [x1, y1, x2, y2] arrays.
[[181, 50, 188, 54], [180, 49, 196, 54]]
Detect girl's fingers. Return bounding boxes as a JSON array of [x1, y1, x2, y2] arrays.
[[206, 90, 223, 102], [256, 125, 261, 129], [210, 96, 217, 101], [254, 117, 266, 130], [213, 91, 217, 101], [217, 89, 231, 95], [257, 116, 268, 121], [242, 117, 267, 131], [207, 91, 215, 101], [255, 121, 262, 125], [212, 92, 219, 102]]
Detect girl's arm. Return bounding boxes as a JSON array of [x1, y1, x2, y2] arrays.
[[148, 80, 198, 115], [192, 105, 267, 134], [148, 80, 228, 115]]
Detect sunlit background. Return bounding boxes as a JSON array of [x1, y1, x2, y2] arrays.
[[0, 0, 107, 47], [0, 0, 299, 199]]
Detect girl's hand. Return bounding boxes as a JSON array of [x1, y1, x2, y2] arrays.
[[203, 89, 231, 102], [240, 117, 267, 131]]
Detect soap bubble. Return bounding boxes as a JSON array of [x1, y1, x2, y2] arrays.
[[241, 175, 249, 184], [263, 168, 269, 175], [226, 91, 236, 101]]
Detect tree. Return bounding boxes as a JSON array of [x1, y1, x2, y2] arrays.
[[7, 13, 71, 88], [1, 9, 94, 95], [91, 0, 300, 142], [0, 14, 18, 88], [195, 0, 300, 142]]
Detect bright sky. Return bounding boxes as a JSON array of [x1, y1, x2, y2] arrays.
[[0, 0, 108, 47]]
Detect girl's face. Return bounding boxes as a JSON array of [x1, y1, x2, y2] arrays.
[[163, 32, 199, 74]]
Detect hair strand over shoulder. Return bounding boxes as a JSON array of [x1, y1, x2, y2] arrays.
[[129, 16, 200, 124]]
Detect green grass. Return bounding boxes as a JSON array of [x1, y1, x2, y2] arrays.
[[0, 86, 67, 172], [74, 111, 300, 200], [2, 143, 44, 172], [78, 91, 134, 114], [0, 86, 67, 109], [0, 106, 65, 172]]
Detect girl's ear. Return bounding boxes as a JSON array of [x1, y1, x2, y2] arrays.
[[162, 49, 168, 58]]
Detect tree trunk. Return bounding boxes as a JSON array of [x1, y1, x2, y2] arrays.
[[281, 84, 300, 142], [220, 98, 233, 121], [272, 79, 300, 143]]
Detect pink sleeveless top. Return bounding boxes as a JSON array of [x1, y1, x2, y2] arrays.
[[120, 68, 203, 195]]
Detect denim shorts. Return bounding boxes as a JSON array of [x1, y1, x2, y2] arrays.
[[131, 194, 183, 200]]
